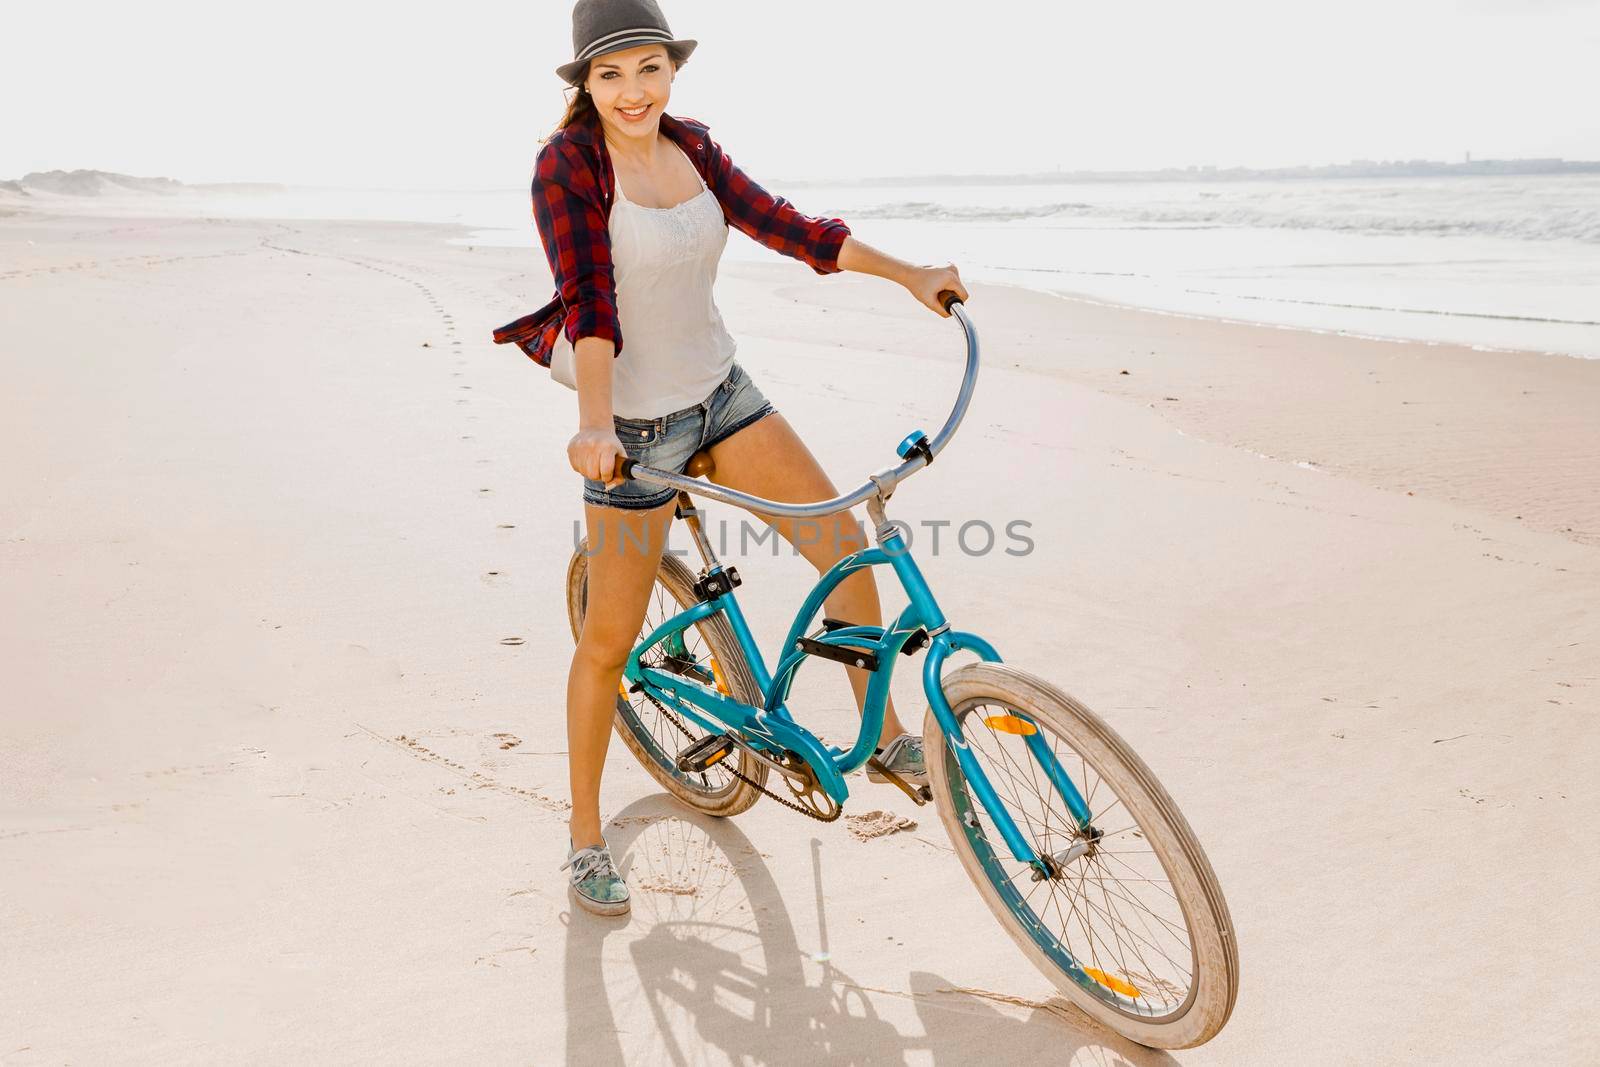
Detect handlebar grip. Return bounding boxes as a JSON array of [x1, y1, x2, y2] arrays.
[[614, 456, 636, 481], [938, 289, 963, 313]]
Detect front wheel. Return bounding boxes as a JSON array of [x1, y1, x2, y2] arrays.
[[923, 662, 1238, 1049]]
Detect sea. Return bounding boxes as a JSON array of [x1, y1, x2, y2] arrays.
[[132, 172, 1600, 359]]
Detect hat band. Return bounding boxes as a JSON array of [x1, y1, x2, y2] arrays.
[[575, 26, 674, 63]]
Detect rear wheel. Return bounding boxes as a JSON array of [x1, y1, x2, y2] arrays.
[[924, 662, 1238, 1049], [566, 542, 767, 818]]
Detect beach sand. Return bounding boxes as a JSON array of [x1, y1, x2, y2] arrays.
[[3, 210, 1597, 1064]]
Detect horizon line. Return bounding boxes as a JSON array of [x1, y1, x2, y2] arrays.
[[6, 156, 1599, 193]]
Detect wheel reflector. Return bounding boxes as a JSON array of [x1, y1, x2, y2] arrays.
[[981, 714, 1038, 735], [710, 657, 729, 694], [1084, 968, 1141, 998]]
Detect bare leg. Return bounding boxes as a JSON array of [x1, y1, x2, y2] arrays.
[[567, 497, 677, 849], [705, 412, 910, 742]]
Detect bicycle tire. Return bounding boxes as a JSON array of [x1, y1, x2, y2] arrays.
[[923, 661, 1238, 1049], [566, 542, 768, 818]]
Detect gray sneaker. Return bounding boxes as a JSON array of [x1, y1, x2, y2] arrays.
[[560, 838, 630, 916], [866, 733, 928, 788]]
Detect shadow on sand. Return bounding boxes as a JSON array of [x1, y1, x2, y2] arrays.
[[562, 794, 1177, 1066]]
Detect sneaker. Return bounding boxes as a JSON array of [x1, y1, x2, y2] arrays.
[[866, 733, 928, 788], [560, 838, 631, 916]]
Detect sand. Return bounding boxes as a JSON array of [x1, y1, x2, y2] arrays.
[[2, 208, 1597, 1065], [844, 810, 919, 841]]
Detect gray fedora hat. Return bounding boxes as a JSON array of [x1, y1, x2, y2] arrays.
[[556, 0, 698, 87]]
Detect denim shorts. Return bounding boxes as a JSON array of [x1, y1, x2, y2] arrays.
[[583, 360, 777, 511]]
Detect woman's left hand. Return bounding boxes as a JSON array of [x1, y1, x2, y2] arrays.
[[903, 262, 970, 317]]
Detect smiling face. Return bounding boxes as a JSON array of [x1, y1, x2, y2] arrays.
[[582, 43, 677, 145]]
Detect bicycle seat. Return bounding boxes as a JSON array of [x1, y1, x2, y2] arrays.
[[686, 449, 715, 479]]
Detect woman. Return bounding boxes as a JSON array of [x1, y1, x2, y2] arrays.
[[521, 0, 969, 916]]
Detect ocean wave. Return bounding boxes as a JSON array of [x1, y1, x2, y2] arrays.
[[844, 197, 1600, 244], [1117, 203, 1600, 244], [847, 201, 1097, 222]]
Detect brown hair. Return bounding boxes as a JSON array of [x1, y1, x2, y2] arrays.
[[543, 44, 691, 144]]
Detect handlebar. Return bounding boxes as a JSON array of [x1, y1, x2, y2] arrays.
[[610, 290, 978, 519]]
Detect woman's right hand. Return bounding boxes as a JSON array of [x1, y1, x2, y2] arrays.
[[568, 425, 628, 489]]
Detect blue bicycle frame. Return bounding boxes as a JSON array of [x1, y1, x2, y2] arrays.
[[616, 506, 1094, 872]]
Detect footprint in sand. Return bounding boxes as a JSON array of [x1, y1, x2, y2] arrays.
[[377, 731, 569, 812], [845, 810, 917, 840], [493, 732, 522, 750], [500, 636, 525, 646], [637, 874, 699, 896]]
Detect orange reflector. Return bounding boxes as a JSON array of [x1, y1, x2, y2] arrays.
[[703, 746, 730, 767], [1084, 968, 1141, 998], [982, 714, 1038, 736], [618, 678, 630, 699], [710, 657, 729, 694]]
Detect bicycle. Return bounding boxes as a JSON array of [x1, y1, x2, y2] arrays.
[[564, 292, 1239, 1049]]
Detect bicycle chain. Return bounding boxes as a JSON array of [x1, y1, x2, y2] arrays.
[[636, 685, 842, 823]]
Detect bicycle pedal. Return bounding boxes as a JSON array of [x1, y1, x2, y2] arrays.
[[675, 733, 736, 774], [866, 756, 931, 806]]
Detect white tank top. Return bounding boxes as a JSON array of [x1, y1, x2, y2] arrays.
[[548, 140, 738, 418]]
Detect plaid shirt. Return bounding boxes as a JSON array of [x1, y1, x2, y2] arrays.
[[491, 109, 851, 368]]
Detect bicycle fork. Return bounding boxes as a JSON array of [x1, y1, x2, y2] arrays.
[[920, 630, 1096, 878], [855, 498, 1094, 876]]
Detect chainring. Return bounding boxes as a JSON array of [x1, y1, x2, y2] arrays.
[[633, 684, 842, 823]]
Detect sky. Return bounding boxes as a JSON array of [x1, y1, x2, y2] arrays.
[[3, 0, 1598, 188]]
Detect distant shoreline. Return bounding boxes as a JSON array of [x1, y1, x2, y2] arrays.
[[5, 159, 1599, 199], [787, 158, 1600, 187]]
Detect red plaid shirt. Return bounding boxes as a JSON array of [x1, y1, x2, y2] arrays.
[[492, 109, 852, 368]]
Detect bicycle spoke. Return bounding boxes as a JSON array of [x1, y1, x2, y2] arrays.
[[1082, 856, 1190, 981], [1097, 848, 1181, 905], [613, 579, 744, 798], [1089, 874, 1190, 959], [1084, 893, 1190, 1015], [947, 700, 1198, 1019], [1065, 856, 1177, 1013], [1083, 856, 1190, 993], [981, 703, 1056, 829], [1063, 858, 1131, 990]]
